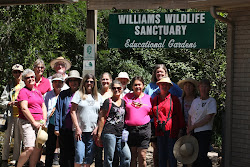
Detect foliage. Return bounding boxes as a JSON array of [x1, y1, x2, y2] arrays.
[[0, 4, 227, 146]]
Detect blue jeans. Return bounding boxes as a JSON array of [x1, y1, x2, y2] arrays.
[[157, 131, 177, 167], [74, 132, 95, 165], [102, 133, 131, 167]]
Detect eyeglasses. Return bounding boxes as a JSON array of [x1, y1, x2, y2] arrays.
[[85, 80, 94, 84], [13, 71, 22, 74], [25, 76, 35, 80], [112, 87, 122, 91], [56, 63, 66, 67], [36, 66, 44, 69]]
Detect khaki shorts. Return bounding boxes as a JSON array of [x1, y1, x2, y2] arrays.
[[19, 119, 38, 148]]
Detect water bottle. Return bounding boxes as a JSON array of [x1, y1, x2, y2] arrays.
[[122, 129, 129, 142]]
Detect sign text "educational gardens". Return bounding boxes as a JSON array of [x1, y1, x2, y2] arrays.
[[108, 12, 215, 49]]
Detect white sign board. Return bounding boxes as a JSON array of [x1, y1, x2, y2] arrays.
[[84, 44, 95, 60]]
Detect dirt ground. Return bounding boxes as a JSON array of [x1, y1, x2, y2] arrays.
[[0, 134, 221, 167]]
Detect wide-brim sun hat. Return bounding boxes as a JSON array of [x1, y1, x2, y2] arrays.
[[156, 77, 173, 86], [35, 127, 48, 148], [173, 135, 199, 164], [65, 70, 83, 85], [50, 57, 72, 71], [177, 78, 198, 89], [116, 72, 130, 84]]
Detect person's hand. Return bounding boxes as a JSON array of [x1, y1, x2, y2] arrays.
[[32, 121, 41, 130], [91, 126, 98, 136], [96, 133, 102, 146], [8, 101, 16, 106], [75, 127, 82, 141], [54, 131, 60, 136], [187, 124, 195, 134]]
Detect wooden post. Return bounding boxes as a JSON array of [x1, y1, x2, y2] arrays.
[[83, 10, 97, 76]]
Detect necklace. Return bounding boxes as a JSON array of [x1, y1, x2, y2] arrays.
[[131, 95, 143, 108]]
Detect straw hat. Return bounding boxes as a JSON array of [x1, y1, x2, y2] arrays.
[[65, 70, 82, 85], [50, 57, 72, 71], [173, 135, 199, 164], [156, 77, 173, 86], [116, 72, 130, 83], [177, 78, 198, 89], [35, 127, 48, 148]]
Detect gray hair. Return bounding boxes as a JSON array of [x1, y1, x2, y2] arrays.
[[33, 59, 45, 69], [22, 69, 35, 80], [111, 80, 123, 89]]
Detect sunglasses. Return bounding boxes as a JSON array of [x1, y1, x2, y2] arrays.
[[13, 71, 22, 74], [85, 80, 94, 84], [112, 87, 122, 91], [25, 76, 35, 80]]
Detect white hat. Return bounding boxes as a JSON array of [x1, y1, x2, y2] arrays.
[[51, 73, 64, 82], [12, 64, 24, 71], [50, 57, 72, 71], [116, 72, 130, 83], [35, 127, 48, 148], [173, 135, 199, 164], [65, 70, 82, 85]]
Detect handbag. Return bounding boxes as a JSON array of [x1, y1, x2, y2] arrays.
[[94, 98, 112, 147], [0, 111, 8, 132]]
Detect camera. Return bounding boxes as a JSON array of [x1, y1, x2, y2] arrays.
[[157, 121, 166, 133]]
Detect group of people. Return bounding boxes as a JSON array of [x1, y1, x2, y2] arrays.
[[0, 57, 217, 167]]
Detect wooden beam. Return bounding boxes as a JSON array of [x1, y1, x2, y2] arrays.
[[87, 0, 190, 10], [0, 0, 81, 6]]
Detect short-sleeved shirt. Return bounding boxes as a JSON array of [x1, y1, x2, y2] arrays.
[[71, 91, 103, 132], [17, 87, 44, 120], [102, 98, 126, 136], [12, 83, 21, 117], [34, 76, 51, 95], [44, 90, 58, 126], [179, 97, 193, 124], [188, 97, 217, 133], [124, 93, 151, 126]]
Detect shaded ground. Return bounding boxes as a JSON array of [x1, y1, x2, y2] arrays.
[[0, 131, 221, 167]]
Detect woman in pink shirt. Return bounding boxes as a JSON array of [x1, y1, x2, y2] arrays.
[[124, 76, 152, 167], [16, 69, 47, 167], [33, 59, 51, 95]]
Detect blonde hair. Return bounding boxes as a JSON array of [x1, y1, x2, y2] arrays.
[[79, 74, 98, 101]]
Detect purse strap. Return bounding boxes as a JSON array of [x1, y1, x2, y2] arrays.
[[156, 95, 172, 123]]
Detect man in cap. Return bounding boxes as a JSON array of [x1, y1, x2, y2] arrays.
[[44, 73, 64, 166], [0, 64, 25, 166], [48, 57, 72, 91]]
